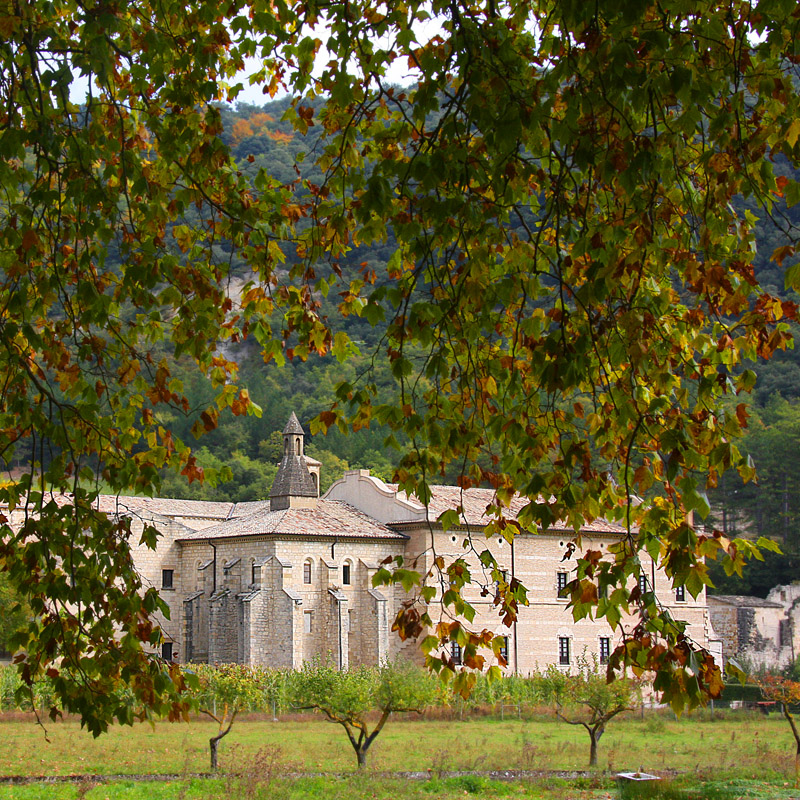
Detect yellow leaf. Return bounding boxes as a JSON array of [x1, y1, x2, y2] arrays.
[[787, 119, 800, 148]]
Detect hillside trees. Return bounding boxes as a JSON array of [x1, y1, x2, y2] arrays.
[[2, 0, 800, 721], [297, 0, 800, 709], [707, 396, 800, 596]]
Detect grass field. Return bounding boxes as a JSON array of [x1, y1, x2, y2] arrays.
[[0, 710, 797, 799]]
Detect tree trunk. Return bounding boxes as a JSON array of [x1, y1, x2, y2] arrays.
[[203, 707, 237, 773], [588, 726, 604, 767], [210, 736, 219, 772], [357, 747, 368, 769], [209, 721, 235, 771], [781, 706, 800, 785]]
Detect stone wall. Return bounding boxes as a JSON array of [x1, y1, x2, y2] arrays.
[[708, 594, 793, 671], [126, 510, 195, 657], [400, 525, 710, 674], [172, 535, 407, 667]]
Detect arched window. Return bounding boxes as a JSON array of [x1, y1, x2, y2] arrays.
[[310, 472, 318, 492], [296, 437, 301, 455], [303, 559, 312, 584], [342, 560, 352, 585]]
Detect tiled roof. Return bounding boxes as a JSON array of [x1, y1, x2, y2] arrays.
[[1, 493, 238, 527], [392, 484, 627, 534], [95, 495, 234, 520], [176, 499, 406, 542], [707, 594, 783, 608], [269, 453, 317, 499], [283, 412, 304, 435], [229, 500, 272, 518]]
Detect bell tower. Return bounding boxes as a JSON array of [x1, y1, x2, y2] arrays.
[[269, 412, 319, 510]]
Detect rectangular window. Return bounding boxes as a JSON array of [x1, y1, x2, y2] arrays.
[[304, 611, 313, 634], [161, 569, 174, 589], [451, 641, 462, 665], [675, 584, 685, 602], [638, 574, 648, 595], [499, 636, 509, 663], [161, 642, 173, 661], [558, 636, 570, 666], [599, 636, 611, 665], [342, 563, 351, 585], [252, 564, 261, 588], [780, 619, 792, 647], [557, 572, 568, 597], [303, 561, 312, 584]]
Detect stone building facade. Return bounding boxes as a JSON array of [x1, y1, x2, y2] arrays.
[[708, 585, 800, 672], [75, 414, 716, 672]]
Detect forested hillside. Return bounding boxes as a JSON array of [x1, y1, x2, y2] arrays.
[[5, 96, 796, 597], [131, 97, 489, 501], [78, 96, 795, 598], [180, 99, 800, 599]]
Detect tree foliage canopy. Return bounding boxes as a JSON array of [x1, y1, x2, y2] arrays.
[[290, 659, 438, 768], [3, 0, 800, 722], [542, 660, 639, 766]]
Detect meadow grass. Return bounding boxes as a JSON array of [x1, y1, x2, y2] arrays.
[[0, 709, 796, 798], [0, 774, 798, 800], [0, 709, 793, 776]]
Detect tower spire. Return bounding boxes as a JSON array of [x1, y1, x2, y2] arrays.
[[269, 413, 318, 510]]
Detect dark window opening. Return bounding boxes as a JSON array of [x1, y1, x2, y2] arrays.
[[780, 619, 792, 647], [342, 563, 351, 585], [161, 642, 173, 661], [162, 569, 174, 589], [451, 641, 462, 665], [599, 636, 611, 665], [304, 561, 312, 584], [499, 636, 509, 663], [557, 572, 568, 597], [558, 636, 570, 666]]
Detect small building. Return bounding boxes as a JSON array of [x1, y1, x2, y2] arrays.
[[707, 594, 794, 672]]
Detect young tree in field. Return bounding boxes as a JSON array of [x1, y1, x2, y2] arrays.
[[758, 675, 800, 783], [542, 662, 638, 767], [190, 664, 264, 771], [290, 660, 437, 769], [3, 0, 800, 724]]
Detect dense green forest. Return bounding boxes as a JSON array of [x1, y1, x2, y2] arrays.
[[15, 97, 800, 598], [152, 99, 800, 597]]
